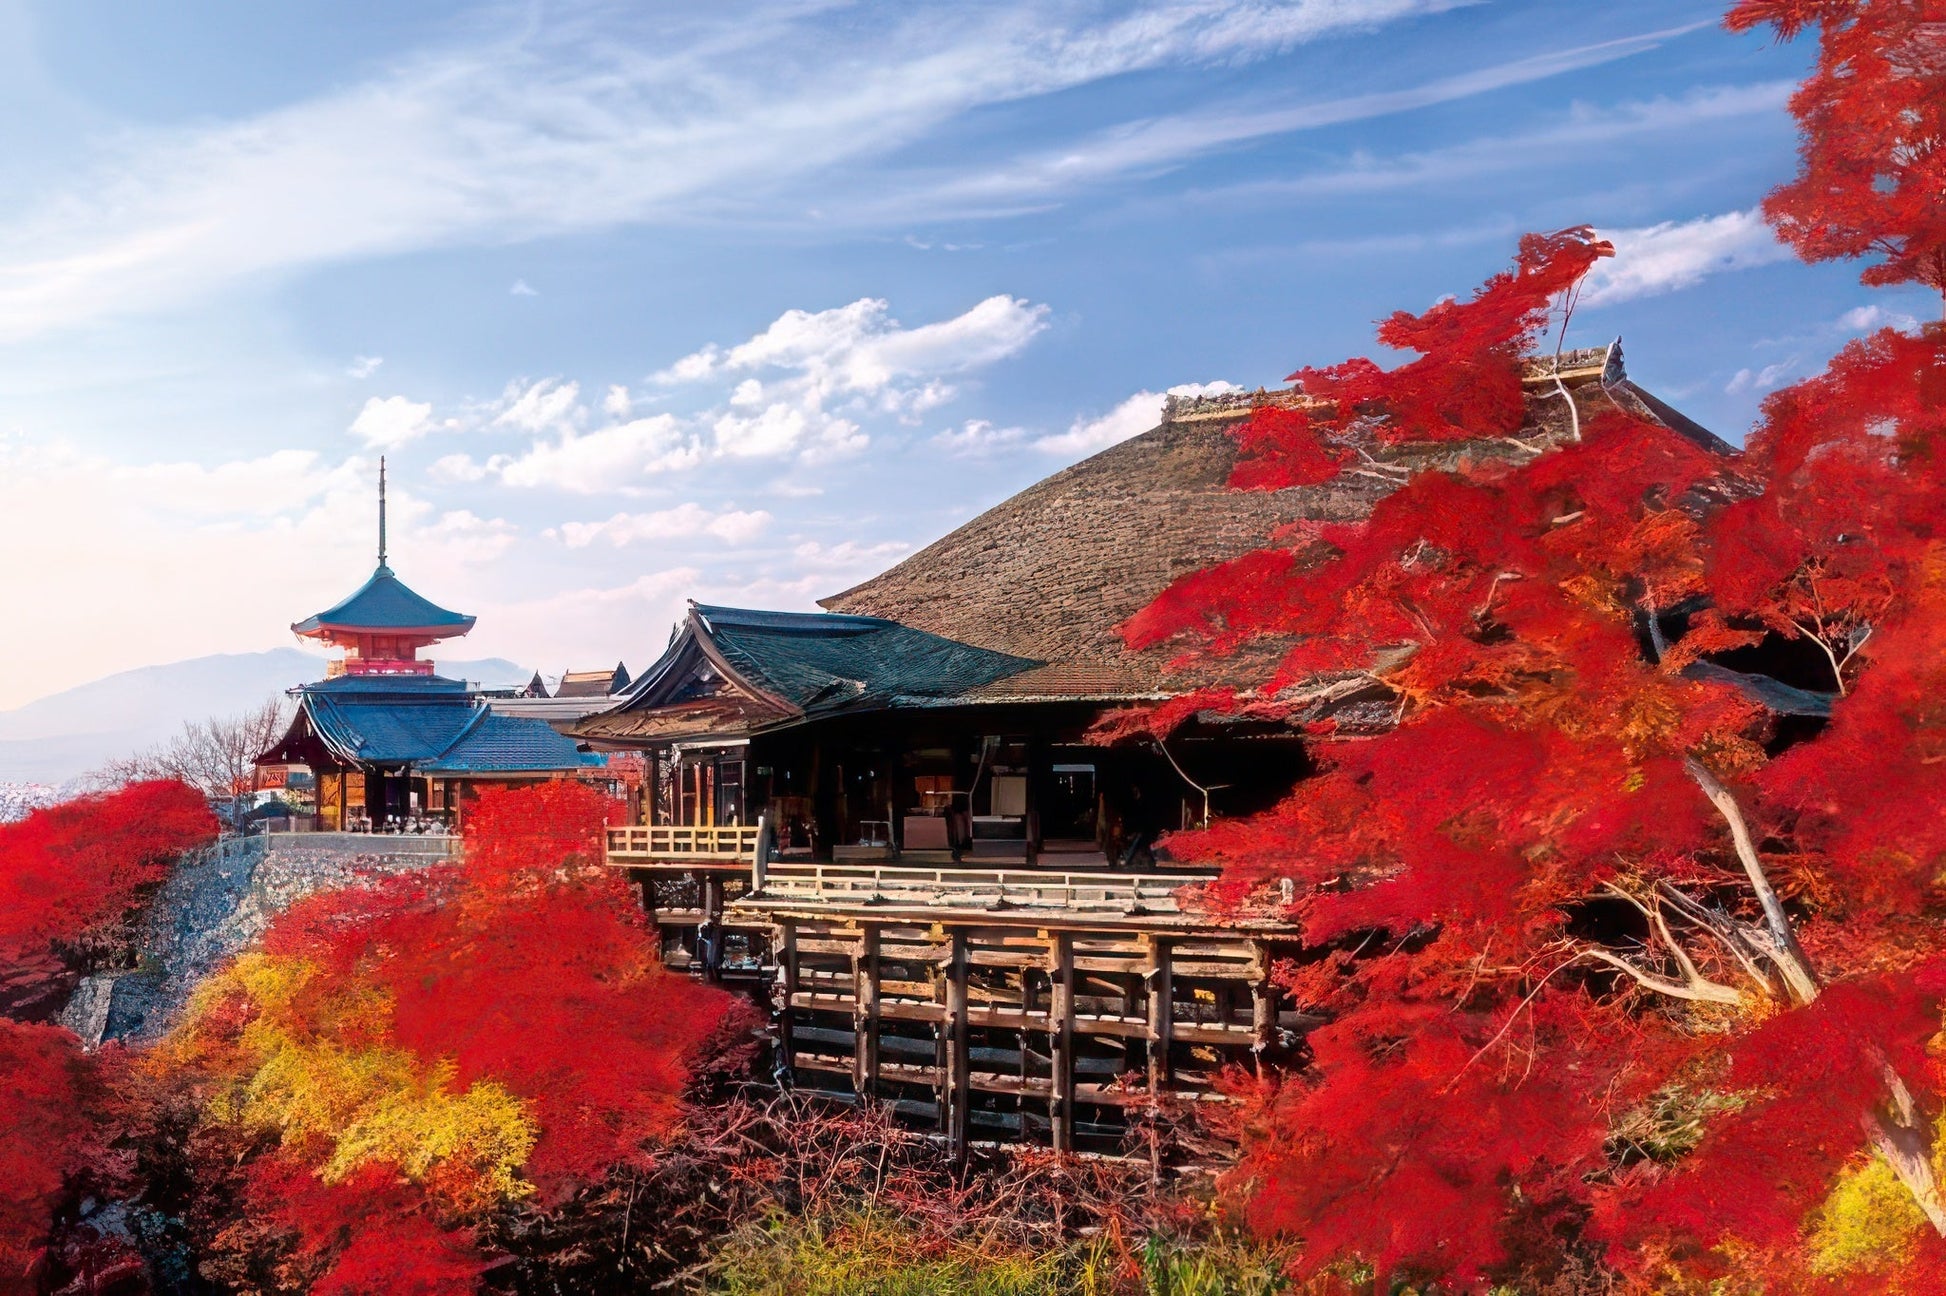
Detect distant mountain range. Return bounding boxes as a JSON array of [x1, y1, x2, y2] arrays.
[[0, 649, 529, 785]]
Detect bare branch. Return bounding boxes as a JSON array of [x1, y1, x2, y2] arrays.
[[1655, 883, 1785, 1000], [1683, 760, 1821, 1006], [1580, 948, 1745, 1005]]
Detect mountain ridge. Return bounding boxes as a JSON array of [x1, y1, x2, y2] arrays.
[[0, 649, 529, 784]]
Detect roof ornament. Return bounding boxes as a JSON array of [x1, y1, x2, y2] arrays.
[[377, 456, 390, 574]]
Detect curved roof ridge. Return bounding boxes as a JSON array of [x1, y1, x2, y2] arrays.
[[293, 565, 476, 637]]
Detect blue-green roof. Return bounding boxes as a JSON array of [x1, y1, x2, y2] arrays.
[[293, 565, 476, 636], [298, 675, 585, 772], [419, 712, 597, 774], [692, 604, 1039, 718]]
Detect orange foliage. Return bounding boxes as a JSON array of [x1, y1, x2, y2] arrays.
[[171, 782, 755, 1292]]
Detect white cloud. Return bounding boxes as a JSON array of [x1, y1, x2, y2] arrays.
[[659, 295, 1048, 397], [494, 378, 582, 434], [510, 278, 539, 296], [414, 294, 1041, 490], [933, 418, 1027, 457], [494, 414, 705, 493], [1726, 358, 1801, 396], [1033, 380, 1239, 457], [1582, 209, 1792, 305], [653, 294, 1049, 462], [790, 539, 913, 570], [420, 509, 519, 562], [348, 394, 435, 448], [556, 503, 773, 548], [1838, 304, 1921, 335], [347, 355, 384, 379], [428, 452, 490, 484], [0, 1, 1467, 339]]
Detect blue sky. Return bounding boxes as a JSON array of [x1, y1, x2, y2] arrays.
[[0, 0, 1929, 709]]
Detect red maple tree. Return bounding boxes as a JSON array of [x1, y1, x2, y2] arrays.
[[169, 782, 756, 1293], [0, 780, 215, 1019], [1726, 1, 1946, 308], [0, 781, 213, 1293], [1117, 11, 1946, 1282]]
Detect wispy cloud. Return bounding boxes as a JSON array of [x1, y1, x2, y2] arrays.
[[1582, 209, 1792, 305], [841, 22, 1715, 221], [0, 0, 1465, 340], [1181, 80, 1791, 206]]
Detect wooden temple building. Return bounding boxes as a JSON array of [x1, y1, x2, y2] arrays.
[[256, 461, 600, 830], [566, 344, 1736, 1155]]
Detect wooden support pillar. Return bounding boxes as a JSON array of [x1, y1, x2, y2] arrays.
[[1050, 931, 1074, 1155], [776, 920, 797, 1085], [944, 929, 970, 1159], [1250, 940, 1275, 1076], [701, 874, 725, 983], [853, 926, 879, 1100], [1146, 936, 1173, 1095]]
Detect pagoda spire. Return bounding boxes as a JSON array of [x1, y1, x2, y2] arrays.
[[377, 456, 389, 574]]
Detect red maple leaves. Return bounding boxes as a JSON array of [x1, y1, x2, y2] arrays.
[[1726, 1, 1946, 304], [173, 782, 754, 1290], [1118, 52, 1946, 1279]]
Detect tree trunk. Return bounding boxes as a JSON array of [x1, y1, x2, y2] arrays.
[[1683, 764, 1944, 1234], [1867, 1064, 1946, 1236]]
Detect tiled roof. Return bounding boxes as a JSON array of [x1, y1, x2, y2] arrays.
[[293, 565, 476, 636], [692, 604, 1041, 718], [553, 664, 628, 698], [297, 675, 586, 772], [420, 712, 597, 774]]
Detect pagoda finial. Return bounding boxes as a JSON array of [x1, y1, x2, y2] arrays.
[[377, 456, 389, 573]]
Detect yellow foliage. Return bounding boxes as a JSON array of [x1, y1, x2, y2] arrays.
[[184, 951, 537, 1212], [1809, 1153, 1926, 1276]]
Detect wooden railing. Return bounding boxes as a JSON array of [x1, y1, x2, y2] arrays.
[[750, 862, 1213, 914], [607, 823, 763, 863]]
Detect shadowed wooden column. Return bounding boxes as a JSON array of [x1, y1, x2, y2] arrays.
[[701, 873, 725, 983], [1251, 940, 1275, 1077], [777, 920, 797, 1083], [945, 929, 970, 1158], [1050, 931, 1075, 1154], [1146, 935, 1173, 1095], [853, 926, 879, 1099]]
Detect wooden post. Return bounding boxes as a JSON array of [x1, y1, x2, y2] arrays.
[[1251, 940, 1275, 1076], [1146, 936, 1173, 1095], [752, 812, 771, 895], [776, 920, 797, 1086], [701, 874, 725, 983], [1050, 931, 1074, 1154], [945, 929, 970, 1159], [853, 926, 879, 1100]]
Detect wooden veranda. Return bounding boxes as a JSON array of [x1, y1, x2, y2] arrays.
[[607, 823, 1301, 1156]]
